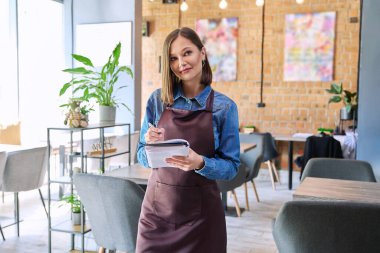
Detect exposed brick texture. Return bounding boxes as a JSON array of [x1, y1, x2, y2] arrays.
[[142, 0, 360, 169]]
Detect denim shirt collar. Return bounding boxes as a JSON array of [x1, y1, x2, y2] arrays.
[[173, 85, 212, 107]]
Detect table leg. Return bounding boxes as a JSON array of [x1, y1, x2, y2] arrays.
[[288, 141, 293, 190]]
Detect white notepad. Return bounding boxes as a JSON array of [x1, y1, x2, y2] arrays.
[[145, 139, 190, 168]]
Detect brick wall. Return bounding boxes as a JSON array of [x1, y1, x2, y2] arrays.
[[142, 0, 361, 169]]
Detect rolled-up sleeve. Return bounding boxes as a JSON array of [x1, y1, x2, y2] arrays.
[[195, 102, 240, 180]]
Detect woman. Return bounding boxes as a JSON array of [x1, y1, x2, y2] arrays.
[[136, 27, 240, 253]]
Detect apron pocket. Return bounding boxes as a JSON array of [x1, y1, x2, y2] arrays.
[[153, 181, 202, 225]]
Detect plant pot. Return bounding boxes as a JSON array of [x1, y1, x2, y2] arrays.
[[340, 107, 353, 120], [99, 105, 116, 124], [72, 212, 85, 225], [242, 127, 255, 134]]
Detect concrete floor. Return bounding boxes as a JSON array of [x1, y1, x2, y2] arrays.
[[0, 169, 300, 253]]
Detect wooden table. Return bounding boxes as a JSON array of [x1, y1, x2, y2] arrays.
[[294, 177, 380, 204], [104, 164, 151, 185]]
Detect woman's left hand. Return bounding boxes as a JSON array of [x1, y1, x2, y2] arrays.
[[165, 148, 205, 171]]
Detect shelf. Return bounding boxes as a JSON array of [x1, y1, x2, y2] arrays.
[[47, 123, 131, 253], [51, 219, 91, 234]]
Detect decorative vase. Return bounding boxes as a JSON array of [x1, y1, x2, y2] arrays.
[[99, 105, 116, 124]]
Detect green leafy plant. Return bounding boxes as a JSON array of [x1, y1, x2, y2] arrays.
[[59, 42, 133, 112], [61, 194, 81, 213], [326, 83, 358, 113]]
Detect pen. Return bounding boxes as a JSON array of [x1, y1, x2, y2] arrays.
[[149, 122, 162, 134]]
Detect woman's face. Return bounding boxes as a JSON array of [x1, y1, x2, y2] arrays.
[[169, 35, 205, 84]]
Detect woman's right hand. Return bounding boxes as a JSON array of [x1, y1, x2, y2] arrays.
[[145, 125, 165, 143]]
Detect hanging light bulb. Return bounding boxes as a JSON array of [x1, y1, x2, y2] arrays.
[[180, 0, 188, 12], [219, 0, 228, 9], [256, 0, 265, 7], [296, 0, 304, 4]]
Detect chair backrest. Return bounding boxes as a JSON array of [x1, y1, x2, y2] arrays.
[[1, 146, 48, 192], [0, 151, 7, 189], [301, 158, 376, 182], [273, 200, 380, 253], [239, 133, 264, 181], [259, 132, 279, 162], [74, 174, 145, 252], [300, 135, 343, 175]]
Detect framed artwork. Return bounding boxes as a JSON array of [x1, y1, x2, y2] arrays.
[[283, 11, 336, 82], [196, 17, 238, 82], [76, 21, 132, 66]]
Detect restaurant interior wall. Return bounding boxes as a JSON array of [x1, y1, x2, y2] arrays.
[[357, 0, 380, 179], [141, 0, 361, 169]]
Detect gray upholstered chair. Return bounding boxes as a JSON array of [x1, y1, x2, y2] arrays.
[[217, 162, 247, 217], [0, 146, 48, 238], [259, 132, 281, 190], [0, 151, 7, 240], [74, 173, 145, 253], [240, 133, 264, 211], [273, 200, 380, 253], [301, 158, 376, 182]]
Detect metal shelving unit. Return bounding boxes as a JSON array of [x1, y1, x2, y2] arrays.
[[47, 123, 131, 253]]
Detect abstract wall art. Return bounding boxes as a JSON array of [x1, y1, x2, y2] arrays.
[[196, 17, 238, 82], [284, 11, 336, 82]]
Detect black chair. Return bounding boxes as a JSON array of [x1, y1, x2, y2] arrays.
[[273, 200, 380, 253], [297, 134, 343, 177], [259, 132, 281, 190], [301, 158, 376, 182]]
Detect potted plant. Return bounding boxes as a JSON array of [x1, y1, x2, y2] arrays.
[[59, 42, 133, 124], [61, 193, 83, 225], [60, 98, 92, 128], [242, 125, 256, 134], [326, 83, 358, 120]]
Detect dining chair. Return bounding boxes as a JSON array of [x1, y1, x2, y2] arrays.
[[0, 146, 48, 238], [273, 200, 380, 253], [217, 160, 248, 217], [74, 173, 145, 253], [0, 151, 7, 240], [301, 158, 376, 182], [239, 133, 264, 211], [298, 134, 343, 177], [259, 132, 281, 190]]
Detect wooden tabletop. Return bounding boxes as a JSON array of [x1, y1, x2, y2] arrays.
[[104, 164, 151, 185], [294, 177, 380, 204], [240, 143, 256, 153]]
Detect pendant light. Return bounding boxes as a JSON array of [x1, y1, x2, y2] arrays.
[[219, 0, 228, 9], [180, 0, 188, 12], [256, 0, 264, 7]]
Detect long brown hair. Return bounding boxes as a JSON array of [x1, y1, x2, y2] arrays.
[[161, 27, 212, 105]]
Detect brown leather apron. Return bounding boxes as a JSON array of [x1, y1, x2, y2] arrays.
[[136, 90, 226, 253]]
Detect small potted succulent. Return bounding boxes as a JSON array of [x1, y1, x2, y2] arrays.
[[60, 98, 92, 128], [326, 83, 358, 120], [242, 125, 256, 134], [61, 193, 84, 225]]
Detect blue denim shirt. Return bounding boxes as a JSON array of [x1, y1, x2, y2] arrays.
[[137, 85, 240, 180]]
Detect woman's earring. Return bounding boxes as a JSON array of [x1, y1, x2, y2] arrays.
[[202, 59, 205, 67]]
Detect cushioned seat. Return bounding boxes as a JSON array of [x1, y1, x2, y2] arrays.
[[74, 173, 144, 253], [273, 200, 380, 253], [301, 158, 376, 182]]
